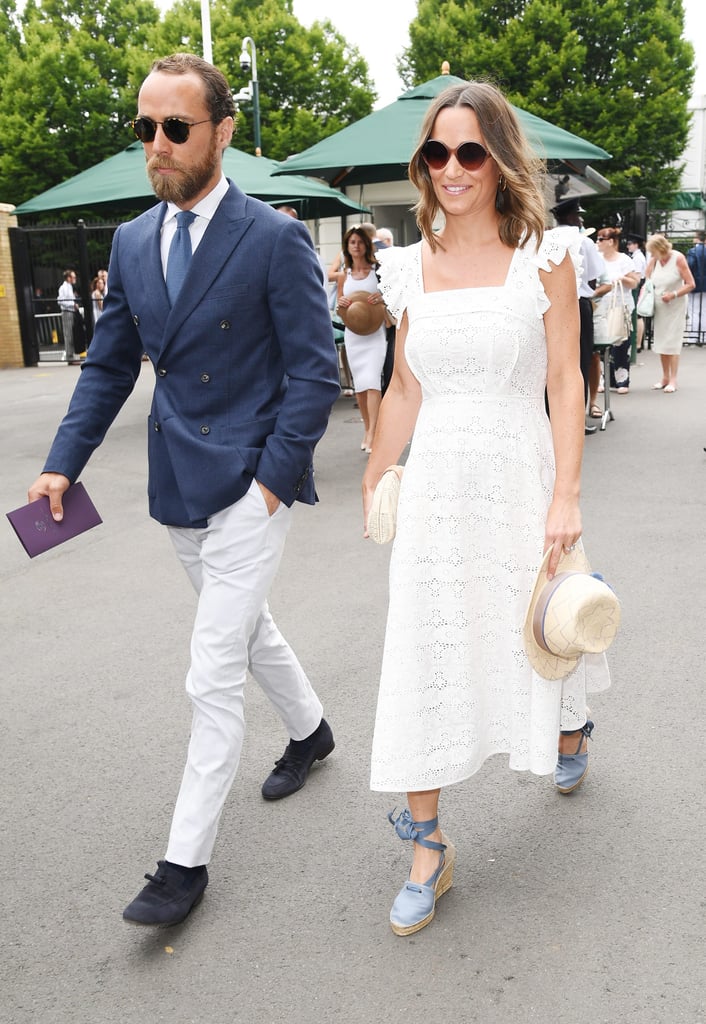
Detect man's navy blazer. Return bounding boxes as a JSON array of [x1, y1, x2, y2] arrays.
[[44, 181, 340, 527]]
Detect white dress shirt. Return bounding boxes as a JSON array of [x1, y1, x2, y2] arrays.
[[160, 175, 230, 279]]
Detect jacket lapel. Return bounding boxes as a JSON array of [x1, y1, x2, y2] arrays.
[[160, 182, 255, 351]]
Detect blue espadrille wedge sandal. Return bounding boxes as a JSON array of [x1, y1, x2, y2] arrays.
[[387, 808, 455, 936]]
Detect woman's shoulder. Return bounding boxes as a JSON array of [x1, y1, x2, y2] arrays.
[[376, 241, 422, 320], [529, 226, 581, 270]]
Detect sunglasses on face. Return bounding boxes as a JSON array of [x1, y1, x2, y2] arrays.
[[596, 235, 613, 241], [421, 139, 489, 172], [130, 115, 212, 145]]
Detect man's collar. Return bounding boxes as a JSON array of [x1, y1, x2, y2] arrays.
[[164, 175, 229, 224]]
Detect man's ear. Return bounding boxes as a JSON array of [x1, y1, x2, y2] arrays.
[[218, 116, 234, 151]]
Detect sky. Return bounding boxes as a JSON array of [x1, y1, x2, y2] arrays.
[[290, 0, 706, 107]]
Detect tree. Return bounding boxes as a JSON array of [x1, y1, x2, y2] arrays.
[[0, 0, 376, 206], [400, 0, 695, 204], [0, 0, 159, 207], [155, 0, 375, 160]]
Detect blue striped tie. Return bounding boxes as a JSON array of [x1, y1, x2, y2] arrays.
[[166, 210, 196, 305]]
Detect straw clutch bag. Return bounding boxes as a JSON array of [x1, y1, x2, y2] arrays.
[[367, 465, 404, 544]]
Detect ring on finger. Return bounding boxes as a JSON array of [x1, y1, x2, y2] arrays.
[[563, 543, 577, 553]]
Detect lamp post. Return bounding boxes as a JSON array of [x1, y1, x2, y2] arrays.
[[239, 37, 261, 157]]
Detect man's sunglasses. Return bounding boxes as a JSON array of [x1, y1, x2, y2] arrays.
[[421, 139, 489, 172], [130, 116, 212, 145]]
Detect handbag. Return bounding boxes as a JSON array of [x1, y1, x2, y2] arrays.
[[636, 278, 655, 318], [367, 465, 404, 544], [605, 281, 631, 345]]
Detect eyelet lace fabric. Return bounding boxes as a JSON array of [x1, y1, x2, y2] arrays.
[[371, 232, 610, 793]]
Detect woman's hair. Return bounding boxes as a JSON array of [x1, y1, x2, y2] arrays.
[[646, 233, 673, 258], [598, 226, 622, 247], [342, 226, 378, 270], [408, 81, 546, 252], [150, 53, 236, 123]]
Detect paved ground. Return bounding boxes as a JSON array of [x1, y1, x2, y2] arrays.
[[1, 347, 705, 1024]]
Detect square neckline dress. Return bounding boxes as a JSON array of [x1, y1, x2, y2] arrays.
[[370, 229, 611, 793]]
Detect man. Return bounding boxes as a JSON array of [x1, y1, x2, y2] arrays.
[[57, 269, 78, 363], [626, 234, 647, 351], [373, 228, 396, 392], [550, 197, 606, 435], [28, 53, 340, 927], [687, 230, 706, 337], [375, 227, 394, 249]]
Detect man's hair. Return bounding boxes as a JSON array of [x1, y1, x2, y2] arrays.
[[63, 269, 75, 280], [696, 231, 706, 243], [150, 53, 236, 123]]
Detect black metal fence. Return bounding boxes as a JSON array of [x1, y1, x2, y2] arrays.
[[9, 220, 119, 366]]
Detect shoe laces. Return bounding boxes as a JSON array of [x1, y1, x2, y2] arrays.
[[144, 868, 167, 886], [271, 745, 306, 773]]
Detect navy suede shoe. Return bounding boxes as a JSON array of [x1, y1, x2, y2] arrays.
[[261, 717, 335, 800], [122, 860, 208, 926]]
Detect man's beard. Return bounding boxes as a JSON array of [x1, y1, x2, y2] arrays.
[[146, 134, 219, 204]]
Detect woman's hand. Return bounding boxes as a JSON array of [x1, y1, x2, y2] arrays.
[[361, 477, 377, 539], [337, 295, 352, 309], [544, 494, 582, 579], [367, 291, 384, 306]]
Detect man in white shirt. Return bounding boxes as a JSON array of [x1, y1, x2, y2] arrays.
[[57, 269, 78, 361], [551, 198, 605, 434]]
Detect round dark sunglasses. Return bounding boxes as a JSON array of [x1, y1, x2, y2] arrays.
[[421, 139, 489, 172], [130, 116, 212, 145]]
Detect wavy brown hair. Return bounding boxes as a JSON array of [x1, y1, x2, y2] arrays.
[[409, 81, 546, 252], [342, 226, 378, 270]]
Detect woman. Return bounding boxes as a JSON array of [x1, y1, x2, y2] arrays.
[[589, 228, 640, 411], [337, 226, 386, 452], [645, 233, 694, 392], [91, 275, 105, 322], [362, 81, 610, 936]]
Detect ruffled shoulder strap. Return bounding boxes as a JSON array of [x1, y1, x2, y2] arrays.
[[376, 242, 422, 321], [532, 225, 583, 290]]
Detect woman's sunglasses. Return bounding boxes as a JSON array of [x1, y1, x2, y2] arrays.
[[131, 116, 212, 145], [421, 139, 489, 172]]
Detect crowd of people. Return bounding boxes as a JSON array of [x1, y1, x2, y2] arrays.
[[56, 266, 108, 362], [26, 54, 697, 942]]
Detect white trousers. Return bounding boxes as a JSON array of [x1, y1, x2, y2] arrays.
[[165, 479, 323, 866]]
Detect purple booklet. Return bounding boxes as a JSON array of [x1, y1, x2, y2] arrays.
[[6, 482, 102, 558]]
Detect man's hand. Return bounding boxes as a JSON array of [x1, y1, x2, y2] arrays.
[[28, 473, 71, 521], [256, 480, 281, 516]]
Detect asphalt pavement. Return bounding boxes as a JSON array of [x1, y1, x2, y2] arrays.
[[1, 347, 705, 1024]]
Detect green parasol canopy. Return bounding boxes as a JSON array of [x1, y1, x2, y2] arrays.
[[14, 143, 369, 219], [274, 74, 611, 187]]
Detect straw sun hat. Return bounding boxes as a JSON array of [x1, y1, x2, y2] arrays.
[[340, 290, 386, 335], [523, 545, 621, 680]]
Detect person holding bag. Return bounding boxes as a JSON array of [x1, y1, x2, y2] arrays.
[[591, 227, 640, 399], [361, 81, 612, 937], [645, 233, 695, 393]]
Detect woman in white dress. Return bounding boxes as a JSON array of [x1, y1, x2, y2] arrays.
[[592, 227, 640, 399], [645, 233, 694, 393], [336, 226, 386, 452], [362, 82, 610, 936]]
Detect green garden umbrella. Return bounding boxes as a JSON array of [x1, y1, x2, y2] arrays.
[[14, 143, 369, 219], [274, 74, 611, 188]]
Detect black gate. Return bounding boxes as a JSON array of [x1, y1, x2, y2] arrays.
[[9, 220, 120, 366]]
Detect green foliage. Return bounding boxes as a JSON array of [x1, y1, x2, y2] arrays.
[[156, 0, 375, 159], [401, 0, 695, 204], [0, 0, 376, 206]]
